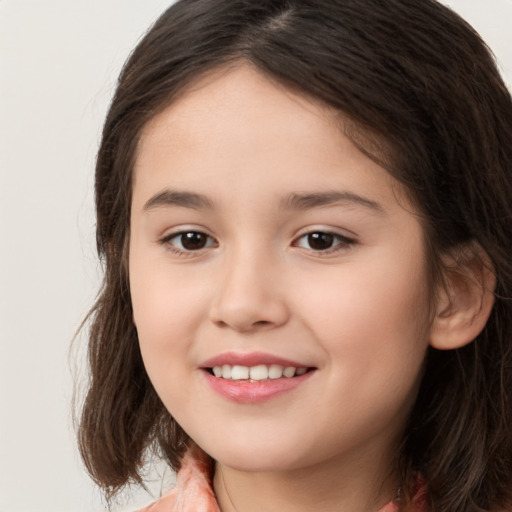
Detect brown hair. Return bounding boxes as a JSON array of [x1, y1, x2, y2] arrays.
[[78, 1, 512, 510]]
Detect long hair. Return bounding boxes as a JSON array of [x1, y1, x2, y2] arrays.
[[78, 1, 512, 510]]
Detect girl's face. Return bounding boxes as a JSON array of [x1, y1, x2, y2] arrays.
[[129, 65, 432, 475]]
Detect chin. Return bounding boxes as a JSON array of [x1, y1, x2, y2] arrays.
[[198, 437, 306, 473]]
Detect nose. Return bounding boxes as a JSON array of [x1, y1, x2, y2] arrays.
[[209, 250, 290, 333]]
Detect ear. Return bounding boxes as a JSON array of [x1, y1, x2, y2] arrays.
[[430, 244, 496, 350]]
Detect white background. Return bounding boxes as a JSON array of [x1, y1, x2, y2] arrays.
[[1, 1, 511, 511]]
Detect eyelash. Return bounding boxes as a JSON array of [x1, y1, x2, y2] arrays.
[[293, 231, 356, 255], [159, 230, 218, 256], [159, 230, 356, 256]]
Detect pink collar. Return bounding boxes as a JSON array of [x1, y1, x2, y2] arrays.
[[139, 444, 426, 512]]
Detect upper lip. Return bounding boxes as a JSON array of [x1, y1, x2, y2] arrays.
[[200, 351, 311, 368]]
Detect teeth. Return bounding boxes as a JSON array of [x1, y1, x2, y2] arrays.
[[283, 367, 296, 378], [211, 364, 308, 381], [249, 365, 269, 381], [221, 364, 232, 379], [231, 365, 249, 380], [268, 364, 284, 379]]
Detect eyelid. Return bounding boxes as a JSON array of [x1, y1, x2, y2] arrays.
[[159, 227, 218, 255], [157, 225, 357, 257], [292, 228, 357, 254]]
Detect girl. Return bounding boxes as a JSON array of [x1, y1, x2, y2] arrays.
[[78, 1, 512, 511]]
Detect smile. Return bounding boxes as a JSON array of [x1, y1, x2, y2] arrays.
[[200, 353, 316, 404], [209, 364, 309, 381]]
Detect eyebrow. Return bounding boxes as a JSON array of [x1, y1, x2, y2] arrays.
[[143, 189, 215, 211], [280, 191, 385, 214], [142, 188, 384, 214]]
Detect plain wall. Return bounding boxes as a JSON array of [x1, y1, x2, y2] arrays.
[[1, 1, 511, 511]]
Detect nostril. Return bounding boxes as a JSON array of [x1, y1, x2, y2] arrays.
[[209, 296, 290, 332]]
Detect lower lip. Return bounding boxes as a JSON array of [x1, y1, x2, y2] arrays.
[[202, 370, 314, 404]]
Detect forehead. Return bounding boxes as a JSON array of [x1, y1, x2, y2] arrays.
[[137, 64, 337, 156], [133, 64, 411, 216]]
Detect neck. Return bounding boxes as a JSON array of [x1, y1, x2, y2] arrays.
[[213, 447, 399, 512]]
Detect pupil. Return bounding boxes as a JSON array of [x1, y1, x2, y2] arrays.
[[181, 232, 206, 250], [308, 232, 334, 250]]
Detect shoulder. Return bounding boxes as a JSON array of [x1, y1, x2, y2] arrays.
[[137, 488, 179, 512], [136, 443, 220, 512], [136, 484, 219, 512]]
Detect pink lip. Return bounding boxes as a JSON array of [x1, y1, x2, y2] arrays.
[[200, 351, 308, 368], [202, 370, 314, 404], [199, 352, 315, 404]]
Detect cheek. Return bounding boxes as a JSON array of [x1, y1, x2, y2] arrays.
[[293, 250, 431, 367], [129, 253, 210, 369], [297, 256, 430, 435], [129, 266, 209, 418]]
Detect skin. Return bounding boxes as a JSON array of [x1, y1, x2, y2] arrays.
[[129, 64, 434, 512]]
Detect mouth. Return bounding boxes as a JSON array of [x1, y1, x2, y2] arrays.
[[200, 353, 316, 403], [205, 364, 312, 381]]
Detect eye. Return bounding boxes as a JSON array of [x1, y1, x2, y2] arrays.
[[162, 231, 217, 252], [294, 231, 355, 253]]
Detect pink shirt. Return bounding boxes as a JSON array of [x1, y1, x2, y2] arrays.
[[138, 443, 426, 512]]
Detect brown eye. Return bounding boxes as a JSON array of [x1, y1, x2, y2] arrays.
[[164, 231, 216, 252], [180, 232, 209, 250], [294, 231, 355, 253], [307, 232, 335, 250]]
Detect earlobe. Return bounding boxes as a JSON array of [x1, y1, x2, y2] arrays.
[[429, 246, 496, 350]]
